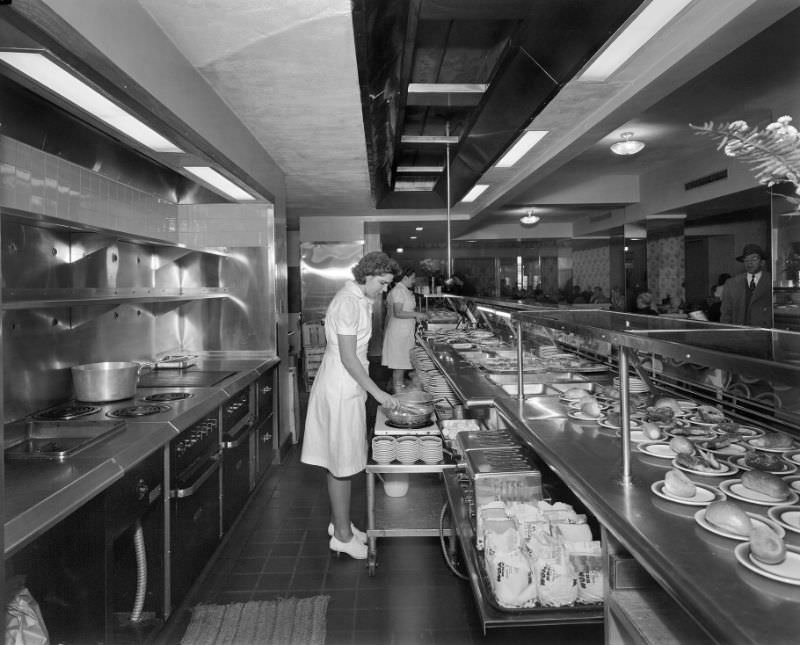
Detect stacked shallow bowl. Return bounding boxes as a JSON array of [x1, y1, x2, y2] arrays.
[[372, 436, 396, 464], [613, 376, 649, 393], [419, 436, 443, 464], [396, 436, 420, 464]]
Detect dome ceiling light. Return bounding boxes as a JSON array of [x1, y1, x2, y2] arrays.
[[520, 209, 541, 225], [610, 131, 645, 155]]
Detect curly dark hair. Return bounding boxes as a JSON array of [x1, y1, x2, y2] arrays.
[[397, 265, 416, 279], [352, 251, 400, 283]]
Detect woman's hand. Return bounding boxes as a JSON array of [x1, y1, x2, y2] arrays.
[[377, 392, 399, 409], [415, 311, 429, 321]]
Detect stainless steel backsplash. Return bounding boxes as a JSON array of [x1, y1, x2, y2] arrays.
[[2, 217, 274, 422]]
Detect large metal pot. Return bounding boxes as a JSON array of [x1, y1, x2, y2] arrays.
[[72, 361, 140, 402]]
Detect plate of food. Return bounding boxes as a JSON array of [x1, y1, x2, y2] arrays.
[[734, 542, 800, 586], [768, 506, 800, 535], [598, 417, 642, 431], [730, 452, 798, 475], [567, 410, 605, 422], [745, 433, 797, 453], [697, 439, 748, 457], [688, 405, 729, 426], [711, 422, 764, 439], [695, 503, 785, 541], [783, 476, 800, 494], [672, 455, 736, 477], [677, 399, 699, 412], [650, 477, 723, 506], [719, 472, 799, 506], [783, 449, 800, 465]]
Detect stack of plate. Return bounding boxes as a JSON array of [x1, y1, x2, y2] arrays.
[[419, 436, 443, 464], [372, 436, 396, 464], [613, 376, 649, 393], [396, 436, 420, 464], [538, 345, 560, 358]]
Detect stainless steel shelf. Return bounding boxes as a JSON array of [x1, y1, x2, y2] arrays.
[[442, 472, 604, 632], [2, 287, 230, 309]]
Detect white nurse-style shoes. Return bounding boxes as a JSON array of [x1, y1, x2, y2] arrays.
[[329, 534, 368, 559]]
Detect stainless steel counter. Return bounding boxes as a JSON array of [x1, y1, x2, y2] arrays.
[[4, 354, 279, 556], [417, 335, 799, 644]]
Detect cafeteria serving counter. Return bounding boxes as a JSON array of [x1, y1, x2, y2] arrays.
[[416, 312, 800, 644]]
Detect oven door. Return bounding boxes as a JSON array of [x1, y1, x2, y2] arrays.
[[222, 419, 253, 533], [169, 451, 221, 610]]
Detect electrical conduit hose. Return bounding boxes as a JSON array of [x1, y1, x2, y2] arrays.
[[131, 519, 147, 623]]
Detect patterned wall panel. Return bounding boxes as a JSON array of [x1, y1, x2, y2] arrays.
[[647, 233, 685, 305], [573, 246, 610, 294]]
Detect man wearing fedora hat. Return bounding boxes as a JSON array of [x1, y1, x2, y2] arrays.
[[720, 243, 772, 327]]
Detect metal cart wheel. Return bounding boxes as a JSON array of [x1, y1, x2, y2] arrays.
[[368, 548, 377, 576]]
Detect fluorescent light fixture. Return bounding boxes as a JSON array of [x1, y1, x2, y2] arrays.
[[409, 236, 417, 240], [461, 184, 489, 203], [415, 226, 424, 231], [579, 0, 693, 82], [183, 166, 256, 201], [496, 130, 549, 167], [476, 305, 511, 319], [0, 51, 182, 153]]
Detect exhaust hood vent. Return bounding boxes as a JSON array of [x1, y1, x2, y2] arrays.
[[685, 169, 727, 191]]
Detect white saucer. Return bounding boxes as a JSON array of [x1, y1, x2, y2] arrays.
[[638, 441, 676, 459], [719, 479, 799, 506], [650, 480, 722, 506], [567, 410, 605, 422], [745, 436, 797, 453], [734, 542, 800, 585], [694, 508, 785, 540], [688, 415, 729, 427], [697, 441, 747, 456], [768, 506, 800, 535]]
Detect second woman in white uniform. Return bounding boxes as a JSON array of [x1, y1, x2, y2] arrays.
[[381, 268, 428, 392]]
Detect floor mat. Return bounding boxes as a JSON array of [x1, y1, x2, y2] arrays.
[[179, 595, 328, 645]]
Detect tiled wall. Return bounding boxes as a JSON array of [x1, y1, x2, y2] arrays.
[[0, 135, 178, 240], [177, 203, 273, 248]]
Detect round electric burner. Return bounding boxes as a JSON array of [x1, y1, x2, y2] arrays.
[[142, 392, 193, 402], [34, 404, 101, 421], [384, 419, 434, 430], [107, 404, 171, 418]]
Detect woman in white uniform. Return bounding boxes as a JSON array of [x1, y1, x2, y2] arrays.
[[301, 252, 400, 559], [381, 268, 428, 392]]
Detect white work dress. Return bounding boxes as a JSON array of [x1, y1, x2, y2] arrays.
[[381, 281, 416, 370], [301, 281, 373, 477]]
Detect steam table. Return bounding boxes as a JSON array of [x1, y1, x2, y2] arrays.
[[365, 409, 457, 575]]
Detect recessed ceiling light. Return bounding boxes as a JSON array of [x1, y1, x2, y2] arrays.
[[396, 247, 404, 253], [0, 51, 183, 153], [415, 227, 424, 231], [409, 236, 417, 240], [183, 166, 256, 201], [461, 184, 489, 203], [578, 0, 693, 82], [496, 130, 549, 167]]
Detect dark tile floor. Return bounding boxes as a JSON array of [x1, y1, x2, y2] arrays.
[[160, 447, 604, 645]]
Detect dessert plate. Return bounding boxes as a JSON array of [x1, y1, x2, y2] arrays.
[[638, 441, 677, 459], [734, 542, 800, 585], [767, 505, 800, 535], [729, 456, 798, 475], [697, 441, 747, 457], [672, 458, 736, 477], [719, 479, 799, 506], [650, 480, 723, 506], [744, 437, 798, 453], [694, 508, 785, 540], [567, 411, 605, 422]]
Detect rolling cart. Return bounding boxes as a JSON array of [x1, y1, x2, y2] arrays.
[[365, 409, 458, 575]]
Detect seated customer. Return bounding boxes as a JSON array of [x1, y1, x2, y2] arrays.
[[635, 292, 659, 315]]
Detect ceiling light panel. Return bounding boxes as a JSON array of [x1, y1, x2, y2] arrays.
[[0, 51, 183, 153], [579, 0, 693, 82], [496, 130, 549, 167], [461, 184, 489, 203], [183, 166, 256, 201]]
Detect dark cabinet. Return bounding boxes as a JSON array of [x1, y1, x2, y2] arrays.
[[253, 368, 276, 481]]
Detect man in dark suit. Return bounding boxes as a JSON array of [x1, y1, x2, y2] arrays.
[[720, 244, 772, 327]]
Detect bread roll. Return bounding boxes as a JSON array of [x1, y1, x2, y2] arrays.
[[668, 436, 694, 455], [741, 469, 791, 499], [654, 397, 682, 415], [697, 405, 725, 423], [581, 400, 603, 418], [664, 469, 696, 498], [705, 500, 751, 536], [750, 525, 786, 565], [563, 387, 589, 400]]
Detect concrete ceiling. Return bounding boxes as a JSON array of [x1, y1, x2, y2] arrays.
[[134, 0, 800, 246]]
